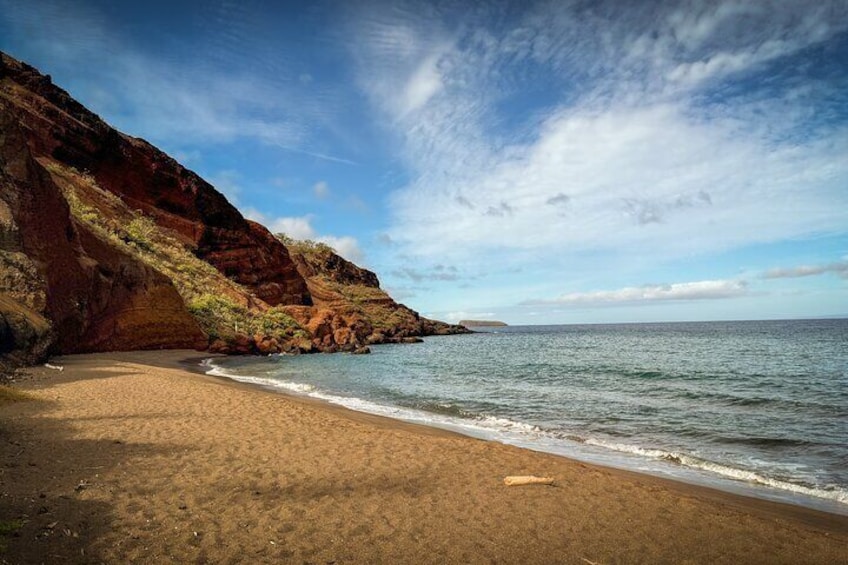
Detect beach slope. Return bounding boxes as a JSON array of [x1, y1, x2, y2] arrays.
[[1, 351, 846, 563]]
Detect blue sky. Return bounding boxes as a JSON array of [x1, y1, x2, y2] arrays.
[[2, 0, 847, 324]]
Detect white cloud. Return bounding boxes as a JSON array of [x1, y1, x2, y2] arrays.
[[241, 206, 268, 224], [269, 216, 317, 241], [441, 311, 496, 323], [224, 206, 367, 264], [262, 215, 364, 264], [402, 52, 444, 114], [386, 103, 848, 263], [319, 235, 364, 264], [526, 279, 749, 306]]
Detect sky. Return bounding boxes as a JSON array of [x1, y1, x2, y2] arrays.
[[2, 0, 847, 325]]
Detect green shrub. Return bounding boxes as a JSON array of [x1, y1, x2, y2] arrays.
[[187, 296, 304, 342], [255, 308, 300, 335], [274, 233, 335, 256], [124, 216, 157, 251], [187, 295, 249, 340]]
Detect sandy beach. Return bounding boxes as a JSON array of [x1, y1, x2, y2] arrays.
[[1, 351, 846, 564]]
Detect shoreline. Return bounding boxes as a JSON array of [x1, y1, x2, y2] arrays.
[[202, 352, 848, 518], [2, 350, 847, 563]]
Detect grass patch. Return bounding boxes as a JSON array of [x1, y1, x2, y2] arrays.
[[0, 518, 24, 552]]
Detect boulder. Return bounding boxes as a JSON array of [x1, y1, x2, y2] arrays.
[[0, 294, 53, 367]]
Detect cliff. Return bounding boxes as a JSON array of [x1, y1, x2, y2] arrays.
[[0, 50, 466, 368]]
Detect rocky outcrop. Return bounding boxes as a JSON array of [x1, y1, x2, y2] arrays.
[[0, 50, 467, 365], [0, 294, 52, 370], [283, 242, 469, 351], [289, 244, 380, 288]]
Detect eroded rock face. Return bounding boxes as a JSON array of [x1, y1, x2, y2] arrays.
[[285, 244, 470, 348], [289, 247, 380, 288], [0, 93, 205, 360], [0, 51, 311, 308]]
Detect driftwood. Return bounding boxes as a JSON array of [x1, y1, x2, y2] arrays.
[[44, 363, 64, 372], [503, 475, 555, 486]]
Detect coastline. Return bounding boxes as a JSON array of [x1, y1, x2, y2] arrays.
[[1, 351, 846, 563]]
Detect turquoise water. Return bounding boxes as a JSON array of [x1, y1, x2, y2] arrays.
[[205, 319, 848, 514]]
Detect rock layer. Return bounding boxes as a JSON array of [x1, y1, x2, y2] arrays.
[[0, 91, 205, 358], [0, 52, 310, 307]]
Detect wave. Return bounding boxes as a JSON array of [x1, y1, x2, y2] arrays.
[[202, 360, 316, 394], [712, 436, 825, 448], [582, 438, 848, 505], [201, 358, 848, 509]]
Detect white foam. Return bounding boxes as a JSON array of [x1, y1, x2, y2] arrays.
[[584, 438, 848, 505], [203, 361, 316, 393]]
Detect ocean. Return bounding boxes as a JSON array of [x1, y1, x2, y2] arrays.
[[203, 318, 848, 515]]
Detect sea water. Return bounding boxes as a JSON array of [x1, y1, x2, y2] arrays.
[[204, 319, 848, 515]]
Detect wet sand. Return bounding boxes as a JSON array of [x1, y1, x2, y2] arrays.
[[1, 350, 846, 564]]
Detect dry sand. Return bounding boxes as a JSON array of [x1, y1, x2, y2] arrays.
[[1, 350, 846, 564]]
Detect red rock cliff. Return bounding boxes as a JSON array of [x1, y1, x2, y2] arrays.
[[0, 94, 206, 357], [0, 51, 310, 307], [0, 50, 467, 366]]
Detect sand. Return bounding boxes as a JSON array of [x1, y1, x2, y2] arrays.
[[1, 351, 846, 564]]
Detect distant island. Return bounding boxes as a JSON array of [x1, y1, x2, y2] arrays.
[[459, 320, 508, 327]]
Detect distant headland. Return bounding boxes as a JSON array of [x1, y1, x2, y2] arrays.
[[459, 320, 508, 327]]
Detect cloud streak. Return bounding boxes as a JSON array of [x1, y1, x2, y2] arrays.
[[525, 279, 749, 306], [762, 260, 848, 280], [0, 0, 352, 155], [391, 266, 460, 283]]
